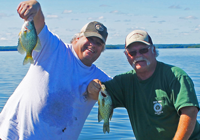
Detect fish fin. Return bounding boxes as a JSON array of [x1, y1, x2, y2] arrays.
[[18, 31, 22, 36], [102, 98, 105, 107], [103, 122, 110, 133], [17, 38, 26, 54], [23, 55, 34, 65], [98, 108, 103, 122], [109, 107, 113, 121], [33, 37, 42, 52]]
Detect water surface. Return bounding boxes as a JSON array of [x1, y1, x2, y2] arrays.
[[0, 48, 199, 139]]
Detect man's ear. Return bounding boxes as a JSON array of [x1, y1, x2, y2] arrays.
[[151, 46, 155, 53], [124, 50, 130, 59], [73, 37, 79, 44], [124, 50, 132, 64], [124, 50, 128, 56]]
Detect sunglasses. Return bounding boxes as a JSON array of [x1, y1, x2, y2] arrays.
[[125, 46, 151, 57]]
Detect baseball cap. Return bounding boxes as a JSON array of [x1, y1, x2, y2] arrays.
[[125, 30, 153, 48], [80, 21, 108, 43]]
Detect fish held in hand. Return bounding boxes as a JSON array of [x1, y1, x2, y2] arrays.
[[98, 84, 113, 134], [17, 20, 41, 65]]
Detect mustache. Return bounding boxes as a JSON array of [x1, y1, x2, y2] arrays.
[[133, 57, 149, 64]]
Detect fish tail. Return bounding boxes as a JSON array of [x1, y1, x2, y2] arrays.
[[23, 55, 34, 65], [103, 122, 110, 133]]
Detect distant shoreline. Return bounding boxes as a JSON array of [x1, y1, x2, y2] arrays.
[[0, 44, 200, 51]]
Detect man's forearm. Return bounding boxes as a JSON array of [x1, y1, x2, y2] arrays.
[[173, 106, 198, 140], [33, 1, 45, 34]]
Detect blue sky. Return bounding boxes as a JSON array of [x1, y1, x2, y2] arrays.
[[0, 0, 200, 46]]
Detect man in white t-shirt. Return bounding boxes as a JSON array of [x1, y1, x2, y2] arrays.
[[0, 1, 111, 140]]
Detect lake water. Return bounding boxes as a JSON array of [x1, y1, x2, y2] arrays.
[[0, 48, 200, 139]]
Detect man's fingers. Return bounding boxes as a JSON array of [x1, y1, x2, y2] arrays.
[[17, 5, 21, 12], [25, 9, 35, 21], [93, 79, 101, 89], [97, 79, 102, 85], [88, 80, 101, 94], [93, 81, 101, 90], [24, 7, 31, 17], [17, 2, 34, 20], [17, 2, 23, 12], [18, 6, 27, 19], [91, 83, 100, 92], [19, 3, 27, 13], [87, 79, 102, 100]]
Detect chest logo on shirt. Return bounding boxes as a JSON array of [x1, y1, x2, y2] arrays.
[[153, 101, 163, 115]]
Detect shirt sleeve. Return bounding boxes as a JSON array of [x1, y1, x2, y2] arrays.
[[103, 74, 127, 108], [171, 74, 200, 115], [99, 71, 112, 83], [32, 24, 62, 63]]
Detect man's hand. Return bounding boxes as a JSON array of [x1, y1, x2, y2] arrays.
[[17, 0, 45, 34], [87, 79, 102, 100], [17, 0, 40, 21]]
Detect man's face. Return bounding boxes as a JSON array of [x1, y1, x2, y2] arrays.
[[125, 42, 156, 72], [74, 36, 104, 66]]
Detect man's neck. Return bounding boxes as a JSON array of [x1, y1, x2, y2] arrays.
[[136, 61, 157, 81]]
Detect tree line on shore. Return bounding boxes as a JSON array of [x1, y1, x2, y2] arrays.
[[106, 44, 200, 49], [0, 44, 200, 51]]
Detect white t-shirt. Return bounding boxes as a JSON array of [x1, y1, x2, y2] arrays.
[[0, 25, 111, 140]]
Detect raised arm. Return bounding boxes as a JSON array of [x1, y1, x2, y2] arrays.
[[17, 0, 45, 34], [173, 106, 199, 140]]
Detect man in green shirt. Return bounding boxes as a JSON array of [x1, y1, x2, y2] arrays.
[[87, 30, 200, 140]]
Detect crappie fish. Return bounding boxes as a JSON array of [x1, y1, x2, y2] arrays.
[[98, 84, 113, 133], [17, 20, 41, 65]]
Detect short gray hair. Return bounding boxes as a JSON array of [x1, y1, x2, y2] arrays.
[[151, 45, 159, 57], [70, 32, 84, 44]]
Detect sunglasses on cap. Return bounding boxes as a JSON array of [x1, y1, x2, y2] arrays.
[[125, 46, 151, 57]]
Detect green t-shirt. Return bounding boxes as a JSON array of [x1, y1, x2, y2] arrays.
[[103, 61, 200, 140]]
